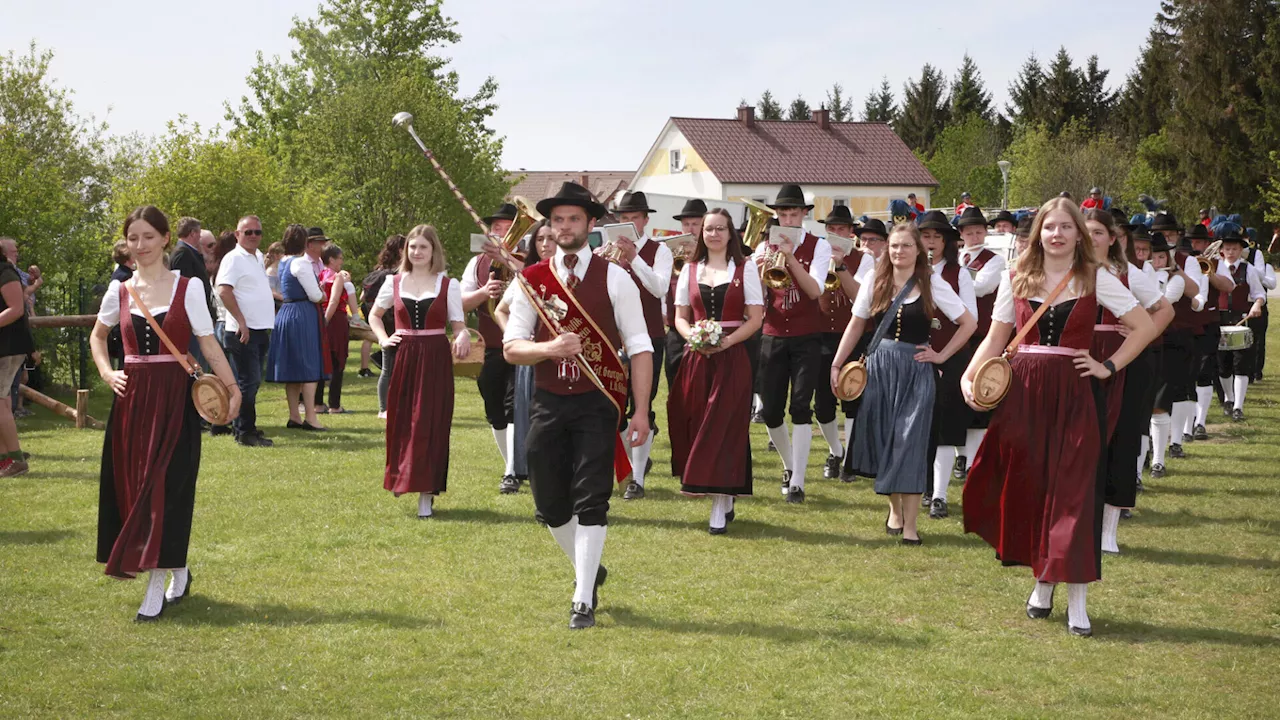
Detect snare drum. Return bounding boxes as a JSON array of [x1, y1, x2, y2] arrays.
[[1218, 325, 1254, 351]]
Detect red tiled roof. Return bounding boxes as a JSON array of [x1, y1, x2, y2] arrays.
[[505, 171, 630, 206], [671, 117, 938, 187]]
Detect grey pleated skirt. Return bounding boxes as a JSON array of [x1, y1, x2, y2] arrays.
[[848, 340, 936, 495]]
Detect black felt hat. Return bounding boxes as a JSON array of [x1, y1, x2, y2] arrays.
[[853, 218, 888, 238], [1150, 212, 1182, 232], [1185, 224, 1211, 241], [1217, 227, 1247, 245], [613, 191, 655, 214], [955, 206, 988, 228], [306, 227, 327, 242], [987, 209, 1017, 228], [916, 210, 953, 231], [672, 198, 708, 220], [1130, 225, 1152, 242], [819, 205, 856, 226], [483, 203, 518, 224], [1148, 232, 1174, 253], [535, 182, 607, 220], [768, 184, 813, 210]]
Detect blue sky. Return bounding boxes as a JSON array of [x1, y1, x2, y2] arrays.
[[3, 0, 1163, 171]]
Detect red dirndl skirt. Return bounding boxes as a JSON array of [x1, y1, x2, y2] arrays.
[[1092, 327, 1126, 440], [667, 343, 752, 495], [963, 348, 1105, 584], [384, 333, 453, 495]]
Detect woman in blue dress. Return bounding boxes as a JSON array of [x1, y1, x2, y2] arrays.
[[266, 224, 328, 431]]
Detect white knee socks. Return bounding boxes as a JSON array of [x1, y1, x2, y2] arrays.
[[1150, 414, 1170, 466], [1102, 504, 1121, 554], [418, 493, 433, 517], [504, 426, 516, 475], [709, 495, 731, 529], [492, 427, 510, 467], [790, 424, 812, 491], [138, 570, 166, 618], [1029, 580, 1055, 609], [548, 517, 579, 567], [1233, 375, 1249, 411], [963, 429, 986, 465], [630, 431, 654, 488], [844, 418, 855, 447], [1067, 583, 1090, 630], [933, 445, 957, 503], [818, 420, 842, 457], [1195, 386, 1213, 426], [572, 524, 607, 606], [1137, 435, 1150, 478], [1220, 376, 1235, 406], [767, 425, 793, 471], [1170, 402, 1195, 443], [166, 567, 190, 602]]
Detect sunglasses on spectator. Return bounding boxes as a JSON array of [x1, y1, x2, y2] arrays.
[[241, 229, 263, 236]]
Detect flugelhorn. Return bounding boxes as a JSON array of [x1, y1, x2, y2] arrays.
[[486, 197, 542, 315], [1196, 240, 1222, 276]]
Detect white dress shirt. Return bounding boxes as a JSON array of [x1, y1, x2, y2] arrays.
[[850, 251, 876, 285], [993, 268, 1139, 325], [1154, 269, 1190, 306], [960, 245, 1006, 298], [629, 235, 674, 300], [460, 255, 484, 294], [502, 244, 654, 357], [1122, 262, 1163, 309], [374, 273, 464, 323], [214, 244, 276, 332], [932, 260, 978, 319], [98, 270, 215, 337], [1216, 259, 1267, 302]]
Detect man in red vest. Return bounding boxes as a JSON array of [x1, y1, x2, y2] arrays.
[[610, 191, 674, 500], [462, 203, 520, 493], [751, 184, 831, 503], [504, 181, 653, 630], [1213, 229, 1266, 421]]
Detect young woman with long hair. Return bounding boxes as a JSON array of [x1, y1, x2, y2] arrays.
[[832, 224, 975, 545], [667, 208, 765, 533], [961, 197, 1157, 637], [265, 224, 328, 431], [370, 225, 469, 518]]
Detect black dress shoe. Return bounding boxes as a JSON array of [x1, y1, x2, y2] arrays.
[[358, 368, 375, 378], [286, 420, 306, 429], [1119, 509, 1132, 520], [236, 433, 271, 448], [751, 410, 765, 424], [499, 475, 519, 494], [1232, 408, 1244, 422], [210, 424, 234, 436], [725, 501, 736, 524], [921, 494, 932, 509], [592, 565, 607, 610], [623, 481, 644, 500], [952, 455, 967, 480], [928, 498, 948, 519], [1068, 624, 1093, 637], [786, 487, 805, 504], [1026, 603, 1052, 620], [1169, 443, 1185, 459], [823, 454, 840, 479], [885, 512, 903, 536], [780, 469, 792, 496], [1182, 432, 1194, 444], [135, 605, 165, 623], [708, 525, 727, 535], [1150, 463, 1165, 479], [901, 536, 922, 546], [569, 602, 595, 630], [1193, 424, 1208, 440], [839, 466, 857, 483], [165, 572, 194, 606]]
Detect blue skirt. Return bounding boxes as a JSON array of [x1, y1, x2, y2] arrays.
[[848, 340, 936, 495], [266, 301, 326, 383]]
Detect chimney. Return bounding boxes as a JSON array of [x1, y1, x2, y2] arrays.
[[811, 107, 830, 130], [580, 172, 589, 188], [737, 104, 755, 128]]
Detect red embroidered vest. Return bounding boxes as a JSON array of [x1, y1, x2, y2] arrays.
[[626, 239, 664, 339], [474, 255, 503, 347], [533, 255, 622, 395], [930, 262, 962, 352], [1217, 262, 1251, 314], [965, 247, 997, 338]]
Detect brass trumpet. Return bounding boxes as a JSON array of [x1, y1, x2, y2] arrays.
[[486, 196, 542, 316], [762, 247, 792, 290], [1196, 239, 1222, 276]]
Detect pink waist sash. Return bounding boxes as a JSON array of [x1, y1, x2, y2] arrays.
[[399, 329, 446, 337], [124, 355, 183, 364], [1016, 344, 1080, 357]]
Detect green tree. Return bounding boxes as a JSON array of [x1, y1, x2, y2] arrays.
[[1122, 129, 1178, 214], [924, 115, 1004, 208], [787, 95, 812, 121], [1005, 121, 1134, 209], [1041, 47, 1084, 135], [758, 90, 784, 120], [1006, 53, 1045, 126], [950, 54, 992, 121], [1079, 55, 1117, 132], [825, 83, 852, 122], [895, 64, 949, 154], [1113, 19, 1178, 142], [861, 77, 896, 123]]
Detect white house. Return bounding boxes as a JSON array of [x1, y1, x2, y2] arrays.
[[628, 106, 938, 233]]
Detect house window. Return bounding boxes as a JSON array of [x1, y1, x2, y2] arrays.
[[832, 198, 848, 208], [752, 196, 768, 204], [669, 149, 683, 173]]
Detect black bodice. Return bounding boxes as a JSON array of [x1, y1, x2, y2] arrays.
[[403, 297, 435, 330], [129, 313, 166, 356], [697, 283, 729, 321], [1028, 299, 1078, 347], [871, 296, 932, 345]]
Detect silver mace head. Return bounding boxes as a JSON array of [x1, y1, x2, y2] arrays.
[[392, 111, 414, 128]]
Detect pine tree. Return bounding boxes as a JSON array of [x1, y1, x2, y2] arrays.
[[1079, 55, 1118, 132], [1113, 19, 1178, 142], [825, 82, 853, 122], [758, 90, 784, 120], [895, 64, 950, 154], [862, 76, 897, 122], [1041, 47, 1084, 134], [950, 53, 993, 121], [1006, 53, 1045, 126], [787, 95, 812, 121]]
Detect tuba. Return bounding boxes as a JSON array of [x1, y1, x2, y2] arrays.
[[741, 198, 791, 290], [486, 196, 542, 316]]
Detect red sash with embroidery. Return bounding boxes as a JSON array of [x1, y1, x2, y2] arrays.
[[522, 261, 634, 483]]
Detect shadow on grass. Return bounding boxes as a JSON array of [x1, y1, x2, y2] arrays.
[[0, 529, 78, 545], [1124, 545, 1280, 570], [1127, 508, 1268, 528], [431, 507, 530, 525], [1146, 484, 1278, 498], [1100, 619, 1280, 647], [606, 605, 931, 646], [167, 597, 439, 629], [616, 515, 986, 550]]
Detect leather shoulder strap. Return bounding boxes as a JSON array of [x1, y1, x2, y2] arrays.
[[123, 280, 198, 376]]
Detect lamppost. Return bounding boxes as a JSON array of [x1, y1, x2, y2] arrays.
[[997, 160, 1011, 210]]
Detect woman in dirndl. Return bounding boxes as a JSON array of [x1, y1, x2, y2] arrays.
[[1085, 210, 1171, 554], [668, 209, 764, 534], [90, 206, 241, 621], [266, 224, 328, 430], [370, 224, 469, 518], [962, 197, 1157, 637], [832, 224, 975, 545]]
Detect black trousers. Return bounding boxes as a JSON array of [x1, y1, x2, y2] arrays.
[[625, 339, 664, 427], [663, 328, 685, 390], [1155, 329, 1195, 412], [760, 333, 822, 427], [526, 389, 618, 527], [746, 329, 763, 394], [1194, 326, 1219, 386], [1249, 304, 1268, 377], [1216, 312, 1257, 378], [1105, 346, 1154, 508], [476, 347, 515, 429], [815, 332, 856, 423]]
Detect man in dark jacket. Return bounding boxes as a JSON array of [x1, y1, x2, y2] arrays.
[[169, 217, 216, 368]]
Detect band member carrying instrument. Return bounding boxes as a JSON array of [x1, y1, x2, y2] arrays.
[[503, 182, 653, 630], [815, 204, 875, 481], [954, 206, 1006, 481], [1213, 228, 1266, 422], [1163, 217, 1223, 441], [461, 203, 521, 494], [751, 184, 832, 504], [665, 199, 707, 392], [610, 191, 673, 501]]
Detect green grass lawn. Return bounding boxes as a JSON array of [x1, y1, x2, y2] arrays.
[[2, 337, 1278, 719]]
